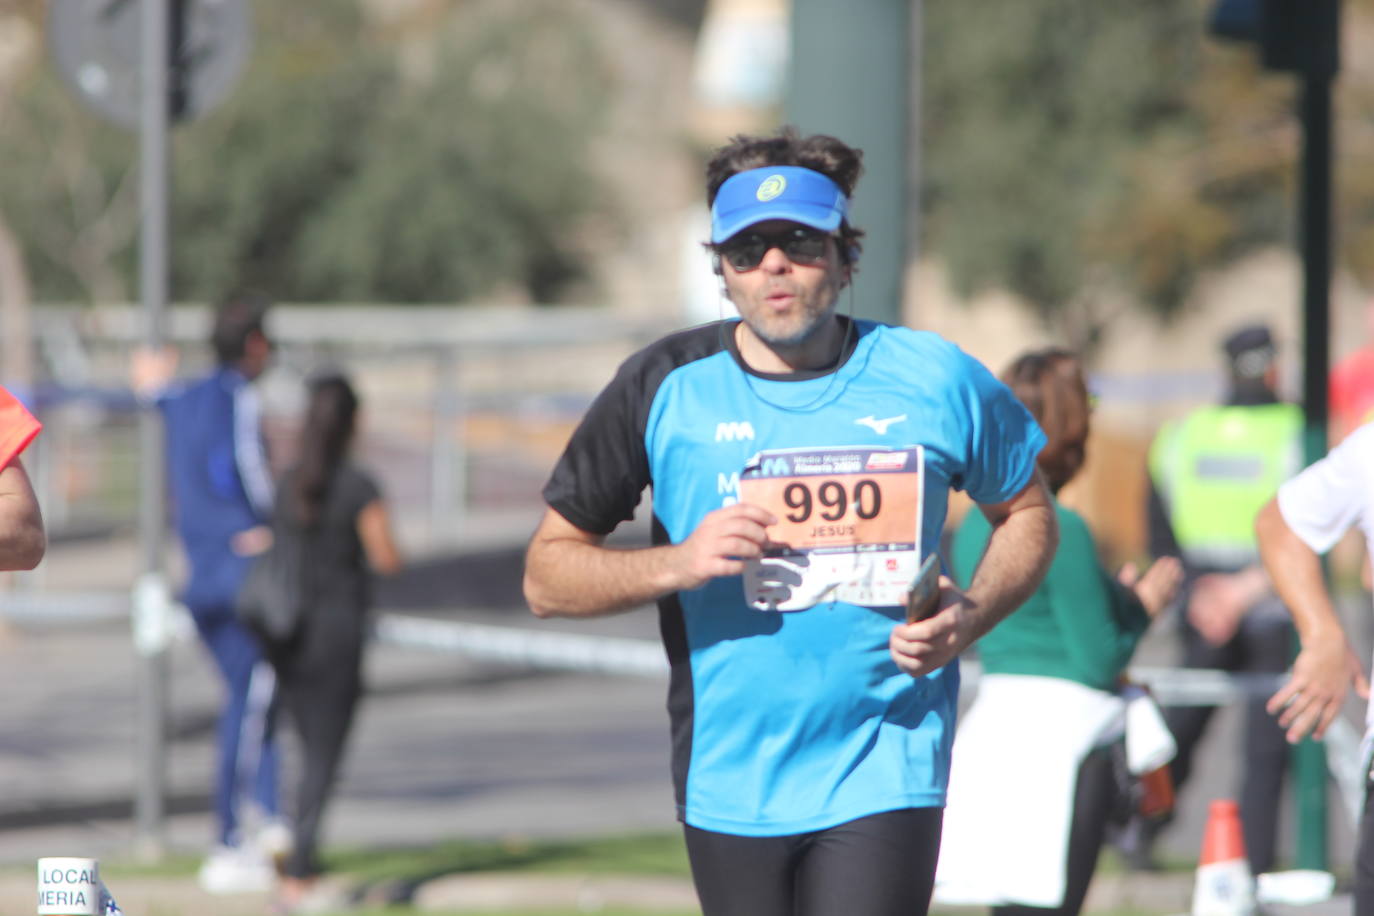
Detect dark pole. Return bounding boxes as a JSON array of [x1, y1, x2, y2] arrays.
[[1299, 76, 1332, 448], [134, 0, 172, 859], [787, 0, 913, 327], [1294, 64, 1333, 871], [1206, 0, 1340, 869]]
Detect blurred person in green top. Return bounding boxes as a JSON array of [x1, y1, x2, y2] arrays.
[[935, 348, 1181, 916], [954, 350, 1181, 689]]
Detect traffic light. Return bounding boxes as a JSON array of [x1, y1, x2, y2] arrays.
[[1207, 0, 1340, 78]]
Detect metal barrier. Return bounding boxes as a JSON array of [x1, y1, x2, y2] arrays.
[[22, 304, 676, 549], [2, 594, 1365, 828], [374, 615, 668, 679], [371, 610, 1370, 828], [0, 591, 131, 623]]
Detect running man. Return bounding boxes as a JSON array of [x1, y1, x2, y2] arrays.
[[523, 127, 1058, 916]]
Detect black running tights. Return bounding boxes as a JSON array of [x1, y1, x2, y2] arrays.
[[683, 807, 943, 916]]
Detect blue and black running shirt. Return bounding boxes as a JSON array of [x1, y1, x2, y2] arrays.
[[543, 318, 1045, 836]]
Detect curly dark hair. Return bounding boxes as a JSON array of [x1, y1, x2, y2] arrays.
[[704, 126, 866, 261]]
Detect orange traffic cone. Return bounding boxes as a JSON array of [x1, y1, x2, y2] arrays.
[[1191, 799, 1257, 916]]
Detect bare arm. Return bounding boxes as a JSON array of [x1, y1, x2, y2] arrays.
[[357, 498, 403, 576], [130, 346, 179, 400], [889, 471, 1058, 677], [0, 458, 44, 571], [1256, 497, 1369, 741], [523, 502, 777, 619]]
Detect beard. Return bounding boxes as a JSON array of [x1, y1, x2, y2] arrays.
[[747, 310, 834, 350]]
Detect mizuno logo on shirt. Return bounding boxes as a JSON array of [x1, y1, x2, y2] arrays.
[[715, 421, 756, 442], [855, 414, 907, 435]]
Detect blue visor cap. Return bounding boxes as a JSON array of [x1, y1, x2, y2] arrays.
[[710, 166, 849, 243]]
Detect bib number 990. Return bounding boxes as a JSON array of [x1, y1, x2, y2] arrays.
[[782, 479, 882, 523]]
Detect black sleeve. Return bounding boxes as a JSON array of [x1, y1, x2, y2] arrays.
[[1146, 478, 1181, 560], [542, 324, 726, 537], [542, 360, 654, 536], [342, 466, 382, 518]]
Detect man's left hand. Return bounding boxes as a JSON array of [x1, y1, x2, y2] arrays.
[[889, 576, 973, 677]]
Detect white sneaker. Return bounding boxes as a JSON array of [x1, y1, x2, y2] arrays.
[[280, 879, 349, 915], [254, 819, 295, 865], [197, 844, 276, 895]]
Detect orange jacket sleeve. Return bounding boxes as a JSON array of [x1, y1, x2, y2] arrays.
[[0, 387, 40, 469]]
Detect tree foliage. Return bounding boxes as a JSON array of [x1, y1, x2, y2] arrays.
[[286, 9, 608, 303], [0, 49, 139, 304], [0, 0, 615, 305], [921, 0, 1373, 348]]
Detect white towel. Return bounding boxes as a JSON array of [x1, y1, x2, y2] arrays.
[[934, 675, 1125, 909], [1123, 684, 1176, 775]]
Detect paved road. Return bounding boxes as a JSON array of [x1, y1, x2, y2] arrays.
[[0, 614, 678, 864], [0, 506, 679, 868]]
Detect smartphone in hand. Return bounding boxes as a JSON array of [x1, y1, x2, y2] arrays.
[[906, 553, 941, 623]]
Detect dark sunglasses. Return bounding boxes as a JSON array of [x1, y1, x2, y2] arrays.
[[717, 226, 833, 271]]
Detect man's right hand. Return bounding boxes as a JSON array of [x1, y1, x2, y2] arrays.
[[673, 503, 777, 591], [524, 503, 777, 619]]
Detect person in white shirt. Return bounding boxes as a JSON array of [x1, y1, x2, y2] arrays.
[[1254, 419, 1374, 913]]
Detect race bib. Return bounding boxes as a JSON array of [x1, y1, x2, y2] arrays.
[[738, 445, 924, 611]]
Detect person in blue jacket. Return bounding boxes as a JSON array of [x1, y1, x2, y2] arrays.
[[135, 291, 288, 892]]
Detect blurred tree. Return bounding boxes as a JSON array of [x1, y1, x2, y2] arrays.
[[287, 5, 608, 303], [0, 51, 139, 305], [0, 0, 614, 305], [167, 4, 395, 302], [173, 0, 613, 304], [920, 0, 1373, 351]]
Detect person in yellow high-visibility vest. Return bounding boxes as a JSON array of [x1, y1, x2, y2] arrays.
[[1124, 324, 1302, 875]]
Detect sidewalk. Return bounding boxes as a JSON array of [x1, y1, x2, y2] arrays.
[[0, 864, 1351, 915], [0, 868, 704, 915]]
